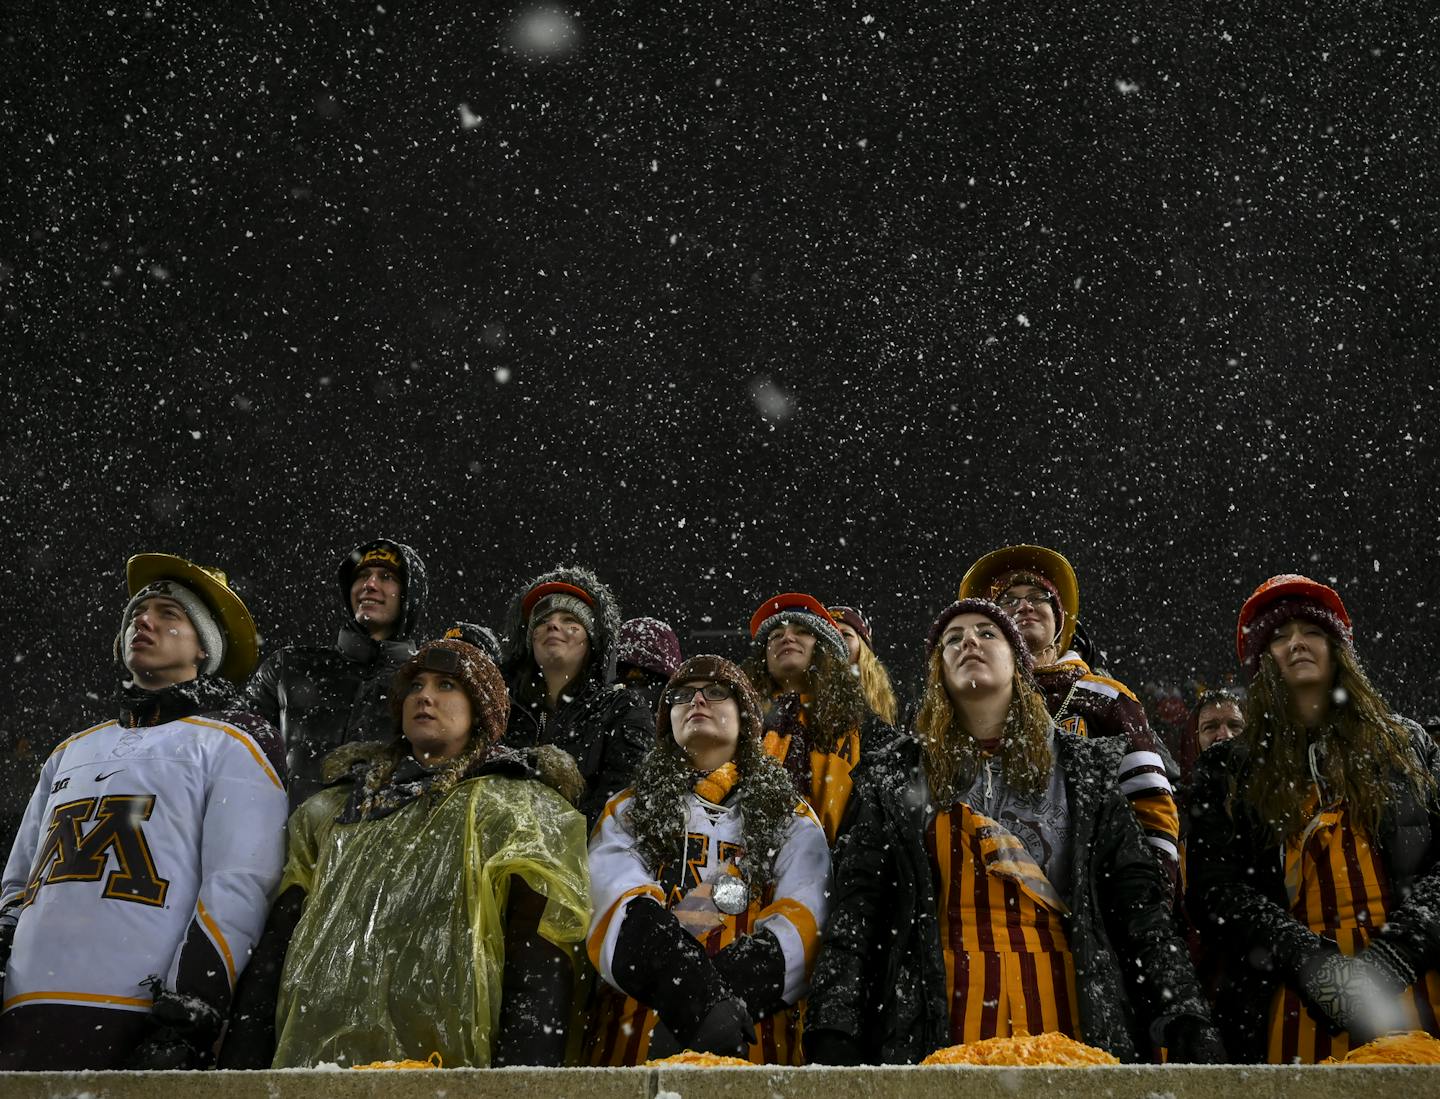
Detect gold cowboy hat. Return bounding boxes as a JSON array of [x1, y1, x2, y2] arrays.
[[958, 544, 1081, 655], [125, 553, 260, 683]]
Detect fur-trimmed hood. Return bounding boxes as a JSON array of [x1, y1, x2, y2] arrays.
[[500, 564, 624, 692], [322, 737, 585, 811]]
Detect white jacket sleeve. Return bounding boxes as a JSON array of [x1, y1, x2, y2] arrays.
[[585, 791, 665, 989], [163, 718, 288, 1007], [0, 751, 63, 912]]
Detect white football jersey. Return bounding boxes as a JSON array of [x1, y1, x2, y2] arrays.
[[1, 713, 288, 1014], [588, 789, 831, 1005]]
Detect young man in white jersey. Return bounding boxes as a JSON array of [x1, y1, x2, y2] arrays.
[[0, 554, 288, 1070]]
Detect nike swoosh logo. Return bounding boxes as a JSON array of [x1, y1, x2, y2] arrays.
[[95, 770, 125, 782]]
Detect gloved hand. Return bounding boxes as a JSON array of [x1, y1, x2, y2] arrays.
[[710, 929, 786, 1019], [1359, 937, 1419, 995], [805, 1027, 863, 1065], [127, 978, 225, 1070], [1165, 1015, 1228, 1063], [612, 898, 735, 1046], [682, 996, 755, 1057], [1295, 947, 1408, 1043]]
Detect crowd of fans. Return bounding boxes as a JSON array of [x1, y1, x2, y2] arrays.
[[1, 540, 1436, 1070]]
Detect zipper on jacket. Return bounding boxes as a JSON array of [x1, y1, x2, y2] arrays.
[[1307, 738, 1326, 803]]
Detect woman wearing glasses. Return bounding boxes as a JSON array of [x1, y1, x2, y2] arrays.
[[1187, 575, 1440, 1063], [586, 656, 830, 1065], [223, 640, 591, 1068], [804, 599, 1222, 1065]]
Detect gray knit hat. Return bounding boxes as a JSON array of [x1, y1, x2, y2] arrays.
[[748, 592, 849, 664], [121, 579, 225, 676]]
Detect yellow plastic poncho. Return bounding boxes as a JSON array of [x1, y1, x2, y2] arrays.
[[271, 774, 591, 1068]]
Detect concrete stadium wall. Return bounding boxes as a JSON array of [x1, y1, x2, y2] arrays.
[[2, 1064, 1438, 1099]]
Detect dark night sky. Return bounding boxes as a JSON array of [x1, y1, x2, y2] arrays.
[[3, 1, 1438, 778]]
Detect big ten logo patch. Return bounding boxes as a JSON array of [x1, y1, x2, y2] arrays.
[[24, 795, 169, 907], [661, 833, 745, 906]]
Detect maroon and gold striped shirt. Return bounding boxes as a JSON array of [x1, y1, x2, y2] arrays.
[[1267, 803, 1440, 1063], [926, 802, 1080, 1044]]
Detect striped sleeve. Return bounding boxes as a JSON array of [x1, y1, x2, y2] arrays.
[[1074, 679, 1179, 866]]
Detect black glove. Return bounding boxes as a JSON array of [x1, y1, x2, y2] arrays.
[[1165, 1015, 1228, 1064], [612, 898, 732, 1044], [1295, 947, 1407, 1043], [710, 929, 786, 1020], [686, 997, 755, 1057], [127, 977, 225, 1070], [805, 1027, 863, 1066]]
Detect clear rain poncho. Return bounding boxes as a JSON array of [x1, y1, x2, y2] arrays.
[[271, 774, 591, 1067]]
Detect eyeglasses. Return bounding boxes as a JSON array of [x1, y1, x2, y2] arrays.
[[995, 590, 1054, 612], [665, 683, 735, 707]]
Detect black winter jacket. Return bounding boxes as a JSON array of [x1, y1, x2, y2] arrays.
[[806, 733, 1210, 1064], [499, 566, 653, 828], [244, 538, 428, 809], [1185, 720, 1440, 1062]]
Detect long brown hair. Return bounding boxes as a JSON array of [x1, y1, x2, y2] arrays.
[[627, 728, 797, 892], [913, 648, 1054, 804], [855, 642, 899, 725], [742, 644, 867, 752], [1238, 641, 1435, 843]]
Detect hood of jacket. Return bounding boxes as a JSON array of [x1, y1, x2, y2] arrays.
[[500, 564, 623, 694], [335, 537, 428, 643]]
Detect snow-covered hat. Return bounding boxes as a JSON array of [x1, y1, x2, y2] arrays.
[[390, 639, 509, 746], [1237, 574, 1353, 678], [748, 592, 849, 664], [926, 598, 1036, 678], [617, 616, 682, 678], [526, 583, 597, 643]]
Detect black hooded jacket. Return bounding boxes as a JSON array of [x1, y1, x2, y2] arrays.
[[1185, 720, 1440, 1062], [498, 566, 653, 828], [245, 539, 427, 809], [805, 733, 1211, 1064]]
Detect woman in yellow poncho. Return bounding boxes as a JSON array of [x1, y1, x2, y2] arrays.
[[220, 639, 590, 1068]]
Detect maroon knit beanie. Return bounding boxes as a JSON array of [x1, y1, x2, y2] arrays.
[[827, 606, 873, 650], [617, 616, 683, 678], [925, 598, 1036, 678]]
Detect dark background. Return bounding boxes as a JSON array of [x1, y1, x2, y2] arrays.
[[3, 2, 1437, 821]]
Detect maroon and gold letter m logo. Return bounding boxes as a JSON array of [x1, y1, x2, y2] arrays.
[[24, 795, 169, 907]]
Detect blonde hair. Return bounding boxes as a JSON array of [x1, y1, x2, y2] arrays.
[[913, 648, 1054, 804], [854, 641, 899, 725]]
